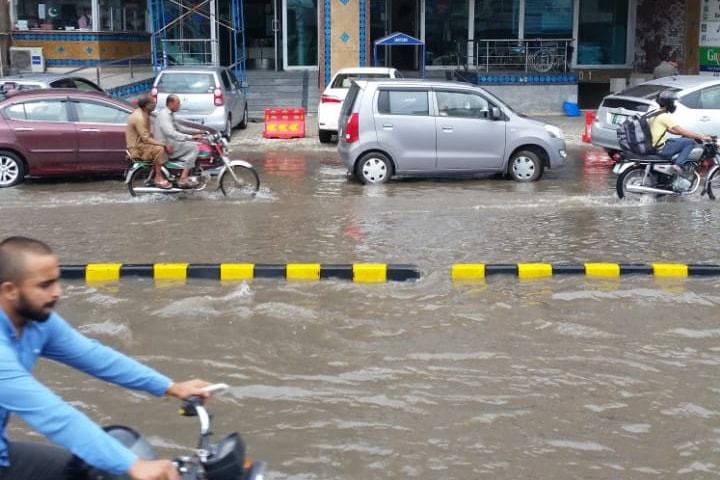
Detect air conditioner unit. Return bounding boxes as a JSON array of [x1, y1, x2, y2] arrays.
[[10, 47, 45, 73]]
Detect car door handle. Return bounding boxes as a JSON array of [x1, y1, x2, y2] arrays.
[[80, 128, 101, 132], [700, 116, 711, 122], [442, 126, 454, 132], [13, 127, 33, 132], [383, 123, 393, 130]]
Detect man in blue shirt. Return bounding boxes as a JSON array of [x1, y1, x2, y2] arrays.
[[0, 237, 211, 480]]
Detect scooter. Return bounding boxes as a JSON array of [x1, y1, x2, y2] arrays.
[[85, 383, 265, 480], [126, 133, 260, 198], [613, 138, 720, 199]]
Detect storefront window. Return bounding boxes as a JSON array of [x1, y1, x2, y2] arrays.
[[11, 0, 146, 31], [425, 0, 468, 66], [524, 0, 572, 38], [576, 0, 628, 65], [286, 0, 318, 67], [99, 0, 147, 32], [475, 0, 519, 39]]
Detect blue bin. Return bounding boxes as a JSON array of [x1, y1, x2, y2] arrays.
[[563, 101, 581, 117]]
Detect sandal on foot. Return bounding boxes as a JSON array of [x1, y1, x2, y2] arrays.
[[155, 179, 172, 189]]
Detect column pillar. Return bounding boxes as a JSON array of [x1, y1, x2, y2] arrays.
[[320, 0, 366, 86]]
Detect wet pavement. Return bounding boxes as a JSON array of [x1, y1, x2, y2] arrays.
[[3, 143, 720, 479]]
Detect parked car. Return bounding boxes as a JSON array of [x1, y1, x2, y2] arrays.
[[337, 79, 567, 184], [0, 89, 208, 188], [318, 67, 400, 143], [591, 75, 720, 153], [0, 73, 104, 96], [151, 66, 248, 137]]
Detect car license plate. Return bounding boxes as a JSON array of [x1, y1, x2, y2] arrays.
[[610, 113, 627, 125]]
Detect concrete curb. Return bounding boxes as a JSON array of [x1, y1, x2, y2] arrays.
[[60, 263, 420, 283], [451, 263, 720, 280]]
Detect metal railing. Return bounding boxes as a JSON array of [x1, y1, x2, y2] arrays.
[[66, 53, 152, 88], [461, 38, 573, 74], [160, 38, 217, 67]]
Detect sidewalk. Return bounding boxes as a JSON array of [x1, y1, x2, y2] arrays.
[[228, 113, 589, 152]]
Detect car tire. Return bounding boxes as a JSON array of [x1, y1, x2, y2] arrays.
[[0, 150, 25, 188], [223, 117, 232, 138], [239, 104, 248, 130], [356, 152, 392, 184], [319, 130, 333, 143], [509, 150, 543, 182]]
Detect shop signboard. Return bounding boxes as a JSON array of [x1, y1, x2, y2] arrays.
[[700, 0, 720, 75]]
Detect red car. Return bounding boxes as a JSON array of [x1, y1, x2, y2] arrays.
[[0, 89, 210, 188]]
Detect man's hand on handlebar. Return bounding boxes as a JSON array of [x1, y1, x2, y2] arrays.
[[128, 458, 180, 480], [165, 379, 211, 400]]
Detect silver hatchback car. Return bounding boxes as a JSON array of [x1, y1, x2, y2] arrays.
[[151, 66, 248, 137], [337, 79, 567, 184]]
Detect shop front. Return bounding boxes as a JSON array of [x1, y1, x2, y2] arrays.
[[9, 0, 150, 68]]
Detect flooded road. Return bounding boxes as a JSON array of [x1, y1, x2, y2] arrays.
[[3, 145, 720, 478]]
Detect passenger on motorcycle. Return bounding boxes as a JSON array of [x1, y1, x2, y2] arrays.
[[651, 90, 712, 178], [0, 236, 211, 480], [126, 94, 174, 189], [155, 94, 205, 189]]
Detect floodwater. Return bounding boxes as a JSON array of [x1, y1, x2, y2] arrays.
[[3, 145, 720, 478]]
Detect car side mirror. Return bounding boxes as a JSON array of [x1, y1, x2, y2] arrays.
[[490, 107, 502, 120]]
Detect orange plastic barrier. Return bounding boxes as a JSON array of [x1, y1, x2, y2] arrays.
[[263, 107, 306, 139], [581, 110, 596, 143]]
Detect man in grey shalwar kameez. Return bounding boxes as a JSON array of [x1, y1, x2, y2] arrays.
[[155, 94, 203, 188]]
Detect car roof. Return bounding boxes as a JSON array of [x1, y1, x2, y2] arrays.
[[0, 88, 123, 105], [354, 78, 477, 89], [0, 73, 88, 83], [641, 75, 720, 90], [334, 67, 397, 75]]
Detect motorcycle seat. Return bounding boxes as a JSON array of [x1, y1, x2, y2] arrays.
[[622, 151, 672, 163]]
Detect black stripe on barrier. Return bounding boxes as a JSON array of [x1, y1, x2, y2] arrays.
[[688, 264, 720, 276], [320, 264, 353, 280], [60, 265, 86, 280], [552, 264, 586, 275], [388, 264, 421, 281], [120, 264, 154, 278], [187, 264, 221, 280], [620, 264, 654, 275], [254, 264, 287, 278], [485, 264, 518, 275]]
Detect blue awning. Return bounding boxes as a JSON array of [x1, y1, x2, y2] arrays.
[[373, 32, 425, 78]]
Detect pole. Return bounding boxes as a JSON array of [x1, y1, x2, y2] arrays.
[[210, 0, 218, 66]]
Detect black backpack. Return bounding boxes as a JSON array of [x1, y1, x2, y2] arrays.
[[616, 110, 664, 155]]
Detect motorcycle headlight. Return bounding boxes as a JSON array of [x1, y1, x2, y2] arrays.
[[544, 124, 563, 139]]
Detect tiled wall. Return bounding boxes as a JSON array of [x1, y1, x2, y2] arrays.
[[322, 0, 367, 86]]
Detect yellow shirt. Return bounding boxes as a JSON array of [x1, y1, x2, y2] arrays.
[[649, 112, 677, 148]]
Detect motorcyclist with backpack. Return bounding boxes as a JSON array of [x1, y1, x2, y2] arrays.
[[651, 90, 712, 180]]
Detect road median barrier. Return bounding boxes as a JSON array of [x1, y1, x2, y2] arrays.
[[451, 263, 720, 280], [61, 263, 420, 284]]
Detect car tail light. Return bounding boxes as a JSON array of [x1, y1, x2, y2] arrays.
[[321, 94, 341, 104], [150, 87, 158, 103], [214, 88, 224, 106], [345, 113, 359, 143]]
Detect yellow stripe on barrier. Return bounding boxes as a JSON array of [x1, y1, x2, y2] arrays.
[[154, 263, 189, 280], [517, 263, 553, 279], [353, 263, 387, 283], [451, 264, 486, 281], [86, 263, 122, 283], [585, 262, 620, 278], [220, 263, 255, 281], [287, 263, 321, 281], [653, 263, 688, 277]]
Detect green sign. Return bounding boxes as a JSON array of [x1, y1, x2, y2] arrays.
[[700, 47, 720, 72]]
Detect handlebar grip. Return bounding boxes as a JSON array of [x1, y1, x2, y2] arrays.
[[179, 396, 203, 417]]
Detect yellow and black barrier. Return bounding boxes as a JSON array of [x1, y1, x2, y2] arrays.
[[60, 263, 421, 283], [451, 263, 720, 280]]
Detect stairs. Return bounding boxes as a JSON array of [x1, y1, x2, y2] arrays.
[[245, 69, 320, 120]]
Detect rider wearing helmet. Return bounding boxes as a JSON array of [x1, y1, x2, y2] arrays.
[[651, 89, 712, 177]]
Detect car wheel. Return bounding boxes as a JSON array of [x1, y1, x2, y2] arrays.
[[239, 104, 248, 129], [509, 150, 543, 182], [356, 152, 392, 184], [319, 130, 333, 143], [223, 117, 232, 138], [0, 151, 25, 188]]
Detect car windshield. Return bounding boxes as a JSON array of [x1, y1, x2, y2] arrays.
[[618, 84, 680, 98], [156, 73, 216, 94], [331, 73, 393, 89]]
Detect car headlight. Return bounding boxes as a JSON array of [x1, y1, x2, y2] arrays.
[[544, 124, 563, 139]]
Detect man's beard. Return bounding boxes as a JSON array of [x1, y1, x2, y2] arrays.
[[16, 293, 56, 323]]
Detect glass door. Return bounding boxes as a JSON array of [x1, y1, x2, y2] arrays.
[[283, 0, 318, 69], [573, 0, 635, 67], [246, 0, 279, 70]]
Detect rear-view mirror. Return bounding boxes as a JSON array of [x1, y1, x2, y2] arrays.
[[490, 107, 502, 120]]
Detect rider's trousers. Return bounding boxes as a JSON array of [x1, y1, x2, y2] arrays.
[[0, 441, 84, 480], [658, 137, 696, 167]]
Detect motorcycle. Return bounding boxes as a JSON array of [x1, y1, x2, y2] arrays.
[[126, 132, 260, 198], [613, 137, 720, 200], [86, 383, 266, 480]]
